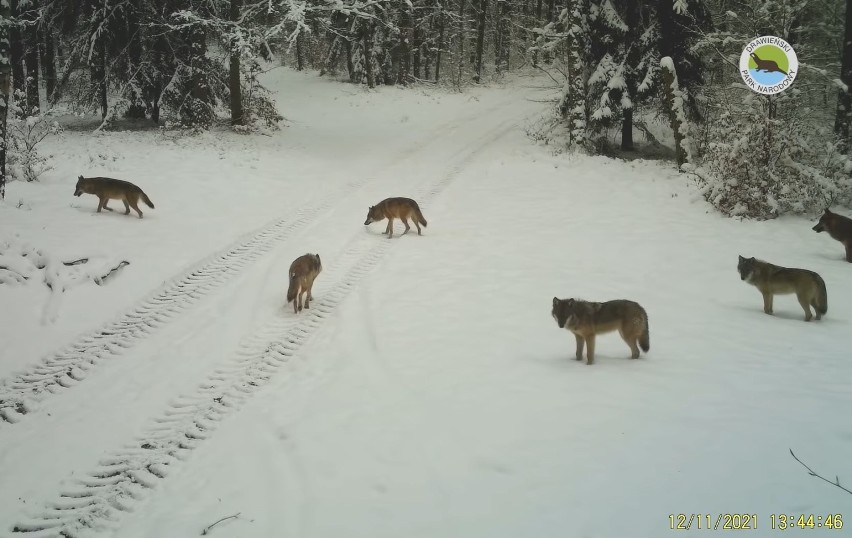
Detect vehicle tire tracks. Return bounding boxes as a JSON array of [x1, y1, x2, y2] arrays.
[[0, 102, 508, 428], [10, 119, 518, 537]]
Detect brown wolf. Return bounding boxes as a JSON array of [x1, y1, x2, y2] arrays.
[[551, 297, 650, 365], [286, 253, 322, 314], [74, 175, 155, 219], [737, 256, 827, 321], [363, 197, 428, 239], [812, 208, 852, 263]]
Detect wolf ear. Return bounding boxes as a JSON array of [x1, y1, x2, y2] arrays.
[[738, 255, 744, 261], [78, 175, 83, 180], [566, 298, 575, 306], [552, 297, 560, 307]]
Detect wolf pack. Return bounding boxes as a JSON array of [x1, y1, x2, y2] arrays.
[[73, 174, 852, 366]]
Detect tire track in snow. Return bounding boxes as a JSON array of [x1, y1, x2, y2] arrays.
[[10, 119, 518, 537], [0, 103, 507, 428]]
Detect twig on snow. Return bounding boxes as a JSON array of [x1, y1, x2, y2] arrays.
[[201, 512, 241, 535], [790, 449, 852, 496], [63, 258, 90, 266], [94, 261, 130, 285]]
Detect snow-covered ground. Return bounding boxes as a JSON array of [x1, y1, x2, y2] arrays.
[[1, 70, 850, 538]]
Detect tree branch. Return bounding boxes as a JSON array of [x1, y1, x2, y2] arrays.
[[790, 449, 852, 496]]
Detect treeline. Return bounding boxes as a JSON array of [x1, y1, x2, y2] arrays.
[[0, 0, 560, 129], [536, 0, 852, 218], [2, 0, 852, 218]]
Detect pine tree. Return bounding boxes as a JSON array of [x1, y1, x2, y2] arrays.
[[836, 0, 852, 151], [1, 0, 11, 200]]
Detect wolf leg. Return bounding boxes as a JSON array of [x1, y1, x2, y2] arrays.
[[128, 198, 143, 218], [796, 293, 813, 322], [401, 217, 411, 235], [620, 328, 640, 359], [573, 334, 584, 361], [585, 334, 595, 365], [761, 291, 773, 315]]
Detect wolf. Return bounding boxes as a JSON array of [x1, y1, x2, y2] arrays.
[[363, 197, 428, 239], [812, 208, 852, 263], [551, 297, 650, 365], [74, 175, 155, 219], [287, 253, 322, 314], [737, 256, 827, 322]]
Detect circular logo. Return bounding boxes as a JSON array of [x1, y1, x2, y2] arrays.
[[739, 36, 798, 95]]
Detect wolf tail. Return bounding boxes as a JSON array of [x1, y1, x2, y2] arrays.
[[414, 205, 427, 227], [141, 192, 155, 209], [286, 272, 299, 304], [639, 312, 650, 353], [815, 274, 828, 316]]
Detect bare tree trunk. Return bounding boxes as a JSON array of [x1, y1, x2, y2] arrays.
[[363, 21, 376, 88], [1, 0, 11, 200], [473, 0, 487, 83], [619, 0, 641, 151], [495, 0, 510, 73], [41, 26, 57, 104], [89, 34, 108, 119], [345, 38, 356, 82], [229, 0, 244, 125], [296, 32, 307, 71], [397, 6, 413, 84], [435, 10, 444, 82], [621, 108, 634, 151], [149, 35, 168, 123], [9, 0, 24, 104], [124, 13, 146, 119], [456, 0, 467, 87], [835, 0, 852, 152], [660, 57, 690, 168], [23, 5, 39, 114], [413, 25, 422, 79], [558, 0, 587, 149]]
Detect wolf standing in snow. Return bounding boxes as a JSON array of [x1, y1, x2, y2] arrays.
[[812, 208, 852, 263], [551, 297, 650, 365], [73, 175, 155, 219], [363, 197, 428, 239], [737, 256, 827, 322], [287, 253, 322, 314]]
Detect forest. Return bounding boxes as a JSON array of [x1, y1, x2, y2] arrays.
[[1, 0, 851, 219]]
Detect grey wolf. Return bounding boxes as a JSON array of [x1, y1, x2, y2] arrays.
[[363, 197, 428, 239], [551, 297, 650, 365], [287, 253, 322, 314], [74, 175, 155, 218], [812, 208, 852, 263], [737, 255, 827, 321]]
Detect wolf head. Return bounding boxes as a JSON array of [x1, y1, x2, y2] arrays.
[[74, 175, 86, 197], [552, 297, 578, 329], [364, 205, 384, 225], [812, 208, 833, 233], [737, 255, 756, 281]]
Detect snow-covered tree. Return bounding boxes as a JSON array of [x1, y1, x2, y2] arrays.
[[692, 0, 852, 219], [1, 0, 11, 200]]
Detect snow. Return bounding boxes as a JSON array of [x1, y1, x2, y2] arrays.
[[1, 70, 850, 538]]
